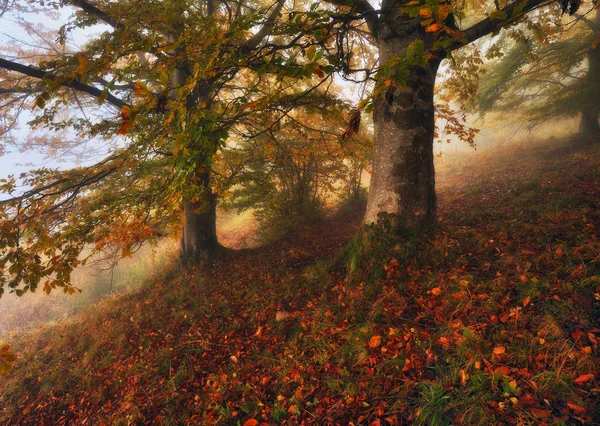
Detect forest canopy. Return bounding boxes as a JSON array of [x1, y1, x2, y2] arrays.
[[0, 0, 598, 297]]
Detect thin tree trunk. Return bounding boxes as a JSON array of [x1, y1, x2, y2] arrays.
[[580, 10, 600, 141], [364, 34, 440, 235]]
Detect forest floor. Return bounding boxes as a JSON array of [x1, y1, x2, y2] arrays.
[[1, 138, 599, 425]]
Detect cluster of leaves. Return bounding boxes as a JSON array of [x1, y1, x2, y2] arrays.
[[0, 139, 598, 425], [219, 97, 371, 236]]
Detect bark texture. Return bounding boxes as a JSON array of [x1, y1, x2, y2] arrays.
[[180, 170, 219, 264], [364, 4, 440, 235], [170, 41, 220, 263]]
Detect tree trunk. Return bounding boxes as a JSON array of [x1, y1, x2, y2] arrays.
[[580, 11, 600, 141], [180, 169, 219, 264], [364, 31, 440, 236]]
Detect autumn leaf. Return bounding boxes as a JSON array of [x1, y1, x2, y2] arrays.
[[243, 419, 259, 426], [418, 8, 432, 19], [567, 402, 586, 414], [574, 373, 594, 384], [312, 66, 325, 78], [118, 105, 135, 135], [437, 4, 451, 21], [75, 53, 89, 75], [431, 287, 442, 296], [493, 345, 506, 355], [368, 335, 382, 348], [425, 23, 442, 33]]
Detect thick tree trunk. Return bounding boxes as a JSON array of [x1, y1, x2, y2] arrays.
[[580, 12, 600, 140], [180, 169, 219, 264], [364, 32, 440, 235]]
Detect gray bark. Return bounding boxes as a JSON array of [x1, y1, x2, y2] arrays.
[[363, 4, 440, 234]]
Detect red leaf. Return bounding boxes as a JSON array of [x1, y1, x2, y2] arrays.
[[567, 402, 586, 414], [574, 373, 594, 384]]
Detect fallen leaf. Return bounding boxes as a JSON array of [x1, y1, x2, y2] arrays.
[[431, 287, 442, 296], [368, 335, 382, 348], [574, 373, 594, 384], [243, 420, 259, 426], [493, 345, 506, 355], [567, 402, 586, 414], [276, 311, 292, 321]]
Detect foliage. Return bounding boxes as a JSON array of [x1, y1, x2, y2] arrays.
[[0, 0, 358, 296], [0, 139, 599, 423], [477, 6, 600, 129], [220, 97, 371, 236]]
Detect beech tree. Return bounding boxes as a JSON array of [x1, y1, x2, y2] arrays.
[[477, 7, 599, 140], [324, 0, 592, 235], [0, 0, 352, 295]]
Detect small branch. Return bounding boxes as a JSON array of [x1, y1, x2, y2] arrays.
[[243, 0, 286, 51], [459, 0, 554, 49]]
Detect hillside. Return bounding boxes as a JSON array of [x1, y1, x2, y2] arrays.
[[1, 139, 599, 425]]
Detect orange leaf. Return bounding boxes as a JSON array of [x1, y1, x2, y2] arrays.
[[567, 402, 586, 414], [523, 296, 531, 307], [243, 420, 259, 426], [425, 23, 442, 33], [574, 373, 594, 384], [76, 53, 89, 75], [368, 335, 382, 348], [493, 345, 506, 355], [438, 4, 451, 21], [418, 8, 432, 19], [431, 287, 442, 296]]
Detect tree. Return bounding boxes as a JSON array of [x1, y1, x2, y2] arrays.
[[0, 0, 347, 295], [325, 0, 590, 236], [477, 5, 600, 140], [220, 94, 371, 235]]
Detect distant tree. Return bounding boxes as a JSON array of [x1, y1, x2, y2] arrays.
[[477, 6, 600, 140], [220, 95, 371, 234]]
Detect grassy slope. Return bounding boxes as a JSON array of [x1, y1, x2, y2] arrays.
[[1, 139, 599, 426]]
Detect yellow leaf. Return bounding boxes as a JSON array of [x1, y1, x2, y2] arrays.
[[76, 53, 89, 75]]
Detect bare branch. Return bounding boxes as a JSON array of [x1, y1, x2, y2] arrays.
[[323, 0, 378, 36], [0, 58, 128, 109], [243, 0, 287, 50]]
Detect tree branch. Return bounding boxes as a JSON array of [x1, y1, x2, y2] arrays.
[[459, 0, 554, 49], [66, 0, 120, 28], [0, 58, 127, 109], [243, 0, 287, 51], [323, 0, 378, 36]]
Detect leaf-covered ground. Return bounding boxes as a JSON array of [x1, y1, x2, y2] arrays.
[[1, 139, 599, 426]]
